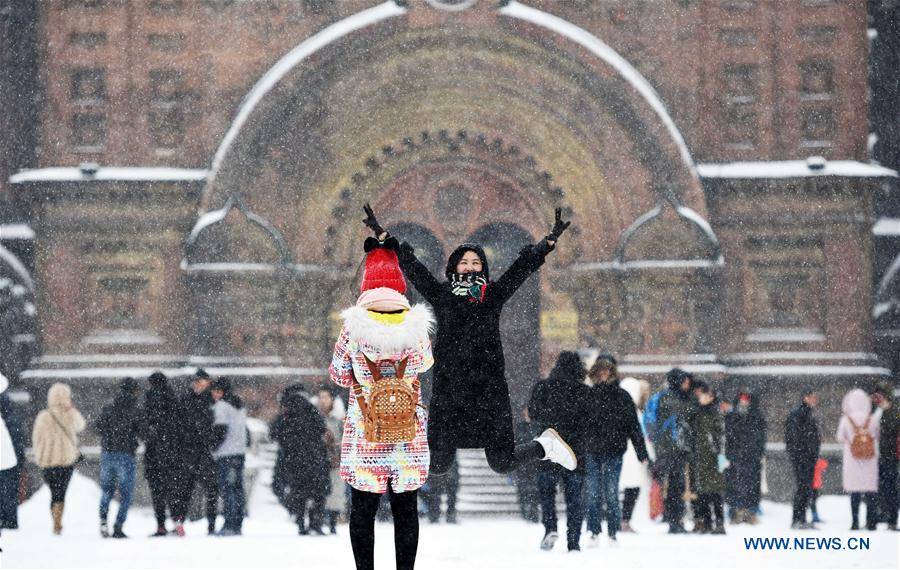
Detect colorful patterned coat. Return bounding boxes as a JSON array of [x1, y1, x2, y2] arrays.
[[329, 304, 434, 494]]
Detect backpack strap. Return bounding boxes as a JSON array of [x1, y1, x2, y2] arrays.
[[351, 365, 370, 420]]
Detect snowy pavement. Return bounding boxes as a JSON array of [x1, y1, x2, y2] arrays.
[[1, 470, 897, 569]]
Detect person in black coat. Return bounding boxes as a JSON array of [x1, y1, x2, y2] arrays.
[[171, 368, 218, 535], [725, 390, 766, 524], [363, 204, 577, 475], [784, 389, 821, 529], [143, 372, 184, 536], [0, 376, 26, 531], [528, 351, 592, 551], [94, 377, 143, 538], [582, 355, 648, 543], [270, 385, 331, 535]]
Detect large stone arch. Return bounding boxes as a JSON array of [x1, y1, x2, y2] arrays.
[[188, 0, 719, 366], [200, 1, 706, 262]]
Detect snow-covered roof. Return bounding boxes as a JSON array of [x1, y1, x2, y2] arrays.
[[697, 159, 897, 179], [0, 224, 35, 240], [501, 1, 699, 183], [10, 166, 208, 184]]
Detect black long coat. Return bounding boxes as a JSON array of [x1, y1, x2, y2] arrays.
[[398, 241, 550, 449], [784, 403, 821, 468], [144, 380, 184, 486], [269, 393, 330, 497], [180, 389, 215, 471], [528, 352, 592, 464], [725, 398, 766, 507]]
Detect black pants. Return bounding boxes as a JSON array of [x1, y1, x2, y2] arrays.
[[879, 457, 898, 526], [791, 460, 815, 524], [621, 487, 640, 522], [431, 441, 544, 475], [662, 457, 686, 526], [172, 460, 218, 529], [538, 465, 584, 548], [693, 492, 724, 527], [850, 492, 878, 527], [422, 468, 459, 522], [147, 463, 176, 528], [291, 489, 326, 532], [350, 486, 418, 570], [42, 466, 74, 505]]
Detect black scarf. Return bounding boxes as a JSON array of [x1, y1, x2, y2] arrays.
[[449, 271, 488, 303]]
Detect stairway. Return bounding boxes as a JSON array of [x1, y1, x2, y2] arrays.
[[455, 449, 523, 514]]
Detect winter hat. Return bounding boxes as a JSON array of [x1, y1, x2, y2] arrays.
[[547, 351, 586, 383], [192, 368, 210, 381], [211, 377, 231, 393], [360, 238, 406, 294], [738, 392, 752, 405], [118, 377, 139, 394], [148, 371, 168, 387], [666, 368, 693, 391], [445, 243, 489, 281]]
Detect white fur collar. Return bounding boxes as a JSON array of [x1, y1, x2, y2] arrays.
[[340, 304, 435, 354]]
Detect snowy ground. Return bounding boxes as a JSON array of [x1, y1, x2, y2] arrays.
[[1, 470, 897, 570]]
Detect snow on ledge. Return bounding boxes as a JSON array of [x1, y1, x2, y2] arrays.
[[10, 166, 208, 184], [873, 218, 900, 236], [697, 159, 897, 179], [0, 224, 35, 240]]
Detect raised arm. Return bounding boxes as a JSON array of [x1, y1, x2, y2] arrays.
[[396, 241, 444, 306], [362, 203, 444, 305], [492, 207, 571, 305]]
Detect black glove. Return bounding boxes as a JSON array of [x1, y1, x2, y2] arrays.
[[548, 207, 571, 242], [362, 203, 385, 237]]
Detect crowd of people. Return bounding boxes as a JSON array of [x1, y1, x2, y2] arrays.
[[511, 359, 900, 550]]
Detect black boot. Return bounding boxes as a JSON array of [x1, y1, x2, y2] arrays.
[[112, 526, 128, 539]]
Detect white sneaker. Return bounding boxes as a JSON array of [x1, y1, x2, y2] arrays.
[[586, 533, 600, 548], [540, 531, 559, 551], [535, 428, 577, 470]]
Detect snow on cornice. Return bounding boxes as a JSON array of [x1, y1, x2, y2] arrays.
[[10, 166, 208, 184], [697, 159, 897, 180]]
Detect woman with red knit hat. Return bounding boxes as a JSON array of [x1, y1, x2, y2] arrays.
[[330, 236, 434, 570], [362, 204, 577, 477]]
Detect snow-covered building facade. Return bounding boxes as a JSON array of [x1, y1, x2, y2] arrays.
[[3, 0, 898, 496]]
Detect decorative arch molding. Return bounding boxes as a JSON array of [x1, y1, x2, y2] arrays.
[[202, 0, 702, 213], [182, 193, 293, 271], [614, 202, 724, 269], [324, 129, 571, 261]]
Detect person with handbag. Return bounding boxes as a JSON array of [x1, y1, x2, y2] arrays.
[[362, 204, 577, 477], [329, 237, 434, 570], [31, 382, 86, 535], [836, 388, 882, 531], [94, 377, 143, 539]]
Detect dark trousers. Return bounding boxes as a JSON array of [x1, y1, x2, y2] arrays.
[[215, 455, 246, 532], [538, 465, 584, 547], [42, 466, 74, 505], [350, 486, 419, 570], [147, 463, 175, 528], [516, 475, 540, 522], [422, 469, 459, 523], [693, 492, 724, 527], [850, 492, 878, 527], [431, 441, 544, 475], [584, 454, 624, 536], [173, 458, 218, 529], [0, 466, 20, 529], [291, 489, 326, 532], [791, 459, 815, 524], [878, 457, 898, 526], [662, 456, 686, 527], [621, 487, 640, 522]]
